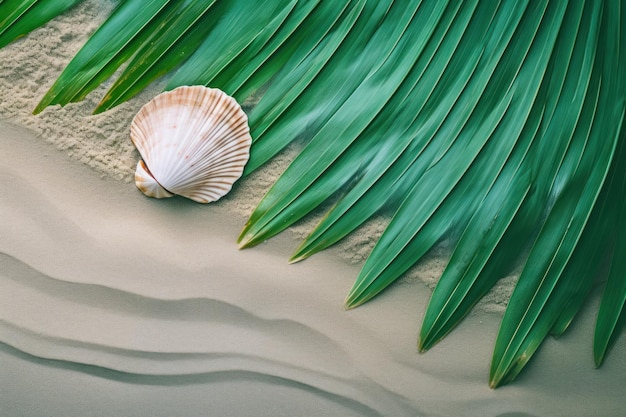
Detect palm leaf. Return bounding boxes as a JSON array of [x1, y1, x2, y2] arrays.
[[594, 192, 626, 366], [1, 0, 624, 387], [289, 0, 495, 262], [92, 0, 220, 113], [32, 0, 172, 114], [243, 0, 423, 174], [489, 2, 623, 387], [0, 0, 82, 49], [160, 0, 295, 93], [419, 0, 597, 352], [243, 0, 367, 172], [593, 126, 626, 366], [238, 0, 464, 247], [238, 0, 451, 247]]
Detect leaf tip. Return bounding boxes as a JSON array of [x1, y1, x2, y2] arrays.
[[593, 351, 605, 368], [92, 103, 107, 115], [417, 333, 431, 353], [32, 101, 46, 115], [343, 293, 364, 310], [237, 230, 262, 249], [288, 254, 304, 264], [289, 245, 312, 264]]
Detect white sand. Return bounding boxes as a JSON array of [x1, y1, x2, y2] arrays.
[[1, 2, 624, 416]]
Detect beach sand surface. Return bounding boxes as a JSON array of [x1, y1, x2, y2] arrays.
[[2, 120, 625, 417]]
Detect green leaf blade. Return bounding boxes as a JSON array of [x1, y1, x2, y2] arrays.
[[93, 0, 219, 113], [239, 0, 450, 248], [33, 0, 171, 114], [0, 0, 82, 49]]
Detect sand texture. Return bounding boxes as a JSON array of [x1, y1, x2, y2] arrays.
[[1, 2, 625, 416]]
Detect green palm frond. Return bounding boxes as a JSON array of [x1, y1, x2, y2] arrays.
[[1, 0, 624, 387], [0, 0, 83, 48]]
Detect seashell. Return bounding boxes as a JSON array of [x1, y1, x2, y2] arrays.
[[130, 85, 252, 203]]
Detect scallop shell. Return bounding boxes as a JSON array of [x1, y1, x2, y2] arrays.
[[130, 86, 252, 203]]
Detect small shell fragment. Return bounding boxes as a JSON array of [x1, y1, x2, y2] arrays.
[[130, 85, 252, 203]]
